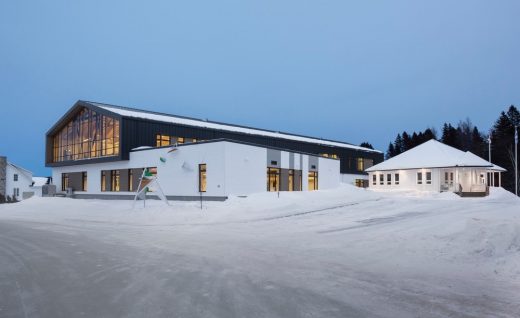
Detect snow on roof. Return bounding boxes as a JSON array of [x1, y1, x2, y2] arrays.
[[32, 177, 49, 187], [87, 101, 381, 153], [366, 140, 503, 172]]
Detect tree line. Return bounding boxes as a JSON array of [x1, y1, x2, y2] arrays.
[[385, 105, 520, 194]]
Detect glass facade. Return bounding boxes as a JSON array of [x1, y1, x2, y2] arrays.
[[52, 108, 120, 162], [308, 171, 318, 191], [267, 168, 280, 192]]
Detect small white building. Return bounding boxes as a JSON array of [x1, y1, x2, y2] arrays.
[[0, 156, 34, 201], [51, 139, 340, 200], [365, 140, 506, 197]]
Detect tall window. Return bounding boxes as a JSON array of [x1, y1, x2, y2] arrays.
[[176, 137, 185, 144], [372, 174, 376, 185], [101, 171, 107, 192], [61, 173, 69, 191], [199, 164, 207, 192], [426, 172, 432, 184], [288, 169, 294, 191], [13, 174, 18, 181], [128, 170, 134, 192], [395, 173, 400, 185], [417, 172, 423, 185], [82, 172, 88, 191], [267, 168, 280, 192], [357, 158, 364, 171], [156, 134, 171, 147], [379, 174, 384, 185], [308, 171, 318, 191], [52, 108, 119, 162], [387, 174, 391, 185], [111, 170, 120, 192]]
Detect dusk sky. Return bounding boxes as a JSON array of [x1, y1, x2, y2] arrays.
[[1, 1, 519, 176]]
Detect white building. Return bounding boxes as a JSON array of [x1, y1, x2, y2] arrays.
[[0, 156, 34, 201], [365, 140, 506, 197], [51, 139, 340, 200]]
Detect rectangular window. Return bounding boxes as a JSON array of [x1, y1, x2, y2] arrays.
[[82, 172, 87, 191], [101, 171, 106, 192], [357, 158, 364, 172], [387, 174, 391, 185], [308, 171, 318, 191], [417, 172, 423, 185], [14, 174, 18, 181], [372, 174, 377, 185], [267, 168, 280, 192], [111, 170, 120, 192], [395, 173, 400, 185], [199, 164, 207, 192], [426, 172, 432, 184], [61, 173, 69, 191], [177, 137, 185, 144], [288, 169, 294, 191], [379, 174, 384, 185], [128, 170, 134, 192], [156, 134, 171, 147]]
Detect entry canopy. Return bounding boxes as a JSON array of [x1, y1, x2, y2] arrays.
[[366, 139, 506, 172]]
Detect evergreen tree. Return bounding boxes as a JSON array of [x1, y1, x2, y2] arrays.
[[386, 143, 395, 160], [423, 128, 437, 141], [394, 134, 403, 155], [402, 132, 412, 151], [360, 142, 374, 149], [441, 123, 459, 149]]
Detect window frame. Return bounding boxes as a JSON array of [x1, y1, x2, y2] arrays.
[[14, 174, 18, 181], [417, 172, 423, 185], [387, 173, 391, 185], [379, 174, 384, 185], [394, 173, 400, 185], [426, 171, 432, 185]]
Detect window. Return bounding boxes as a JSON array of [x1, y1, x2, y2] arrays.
[[270, 160, 278, 166], [101, 171, 107, 191], [288, 169, 294, 191], [82, 172, 87, 191], [267, 168, 280, 192], [308, 171, 318, 191], [395, 173, 400, 185], [417, 172, 423, 185], [387, 174, 391, 185], [379, 174, 384, 185], [13, 174, 18, 181], [320, 154, 338, 159], [156, 134, 171, 147], [426, 172, 432, 184], [357, 158, 364, 171], [128, 170, 134, 192], [199, 164, 207, 192], [62, 173, 69, 191], [52, 108, 120, 162], [177, 137, 185, 144], [372, 174, 377, 185], [111, 170, 120, 192]]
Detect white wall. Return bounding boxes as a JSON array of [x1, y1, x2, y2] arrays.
[[223, 141, 266, 196], [52, 141, 343, 198], [6, 165, 33, 200], [368, 169, 440, 192], [318, 157, 340, 189]]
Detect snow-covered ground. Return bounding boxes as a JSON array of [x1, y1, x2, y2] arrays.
[[0, 185, 519, 318]]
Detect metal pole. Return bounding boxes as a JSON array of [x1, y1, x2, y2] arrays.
[[488, 134, 492, 163], [515, 125, 518, 197]]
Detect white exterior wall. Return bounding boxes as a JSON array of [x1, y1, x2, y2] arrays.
[[6, 165, 33, 200], [301, 155, 309, 191], [223, 142, 266, 196], [52, 141, 341, 198], [318, 157, 340, 189], [368, 168, 440, 192]]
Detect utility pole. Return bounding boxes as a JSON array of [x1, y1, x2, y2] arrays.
[[515, 125, 518, 197], [488, 132, 492, 163]]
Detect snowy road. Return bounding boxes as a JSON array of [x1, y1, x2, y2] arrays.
[[0, 187, 519, 318]]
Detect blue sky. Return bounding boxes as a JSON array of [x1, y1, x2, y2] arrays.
[[1, 1, 519, 176]]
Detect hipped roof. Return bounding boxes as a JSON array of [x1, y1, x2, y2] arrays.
[[366, 139, 506, 172]]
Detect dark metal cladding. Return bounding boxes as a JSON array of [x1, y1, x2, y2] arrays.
[[46, 101, 384, 174]]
